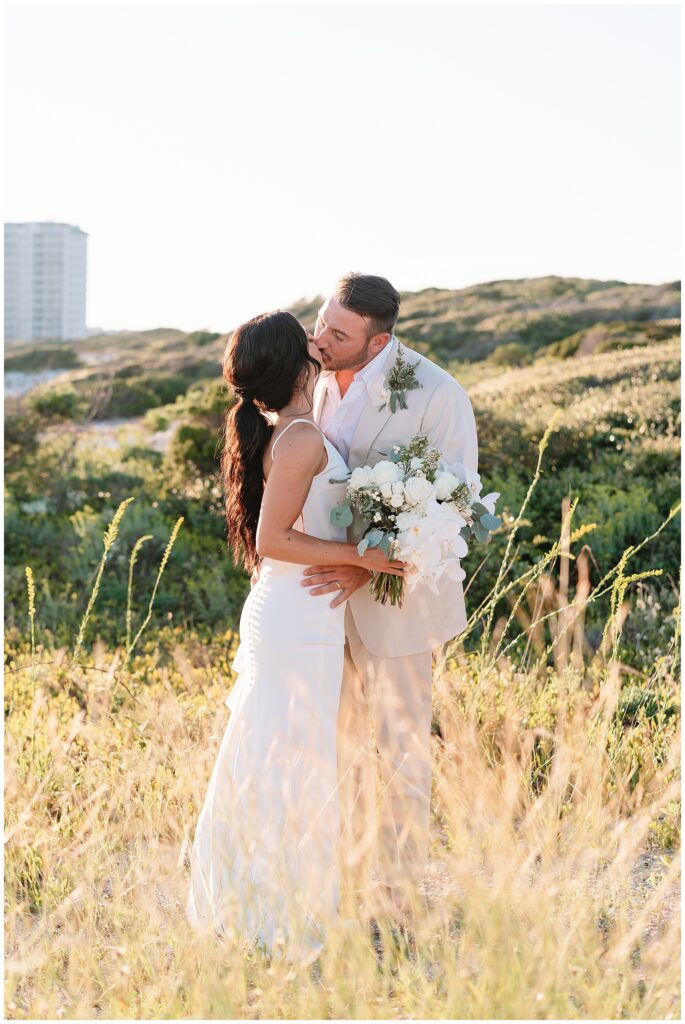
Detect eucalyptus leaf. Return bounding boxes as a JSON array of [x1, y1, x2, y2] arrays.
[[480, 513, 502, 531], [330, 504, 353, 528], [471, 502, 488, 517], [357, 537, 370, 556], [364, 529, 384, 548], [378, 535, 392, 556], [399, 391, 408, 410], [390, 392, 398, 414], [459, 525, 471, 542], [473, 521, 490, 543]]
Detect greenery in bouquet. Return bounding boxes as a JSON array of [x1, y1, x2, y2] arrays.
[[330, 434, 502, 607]]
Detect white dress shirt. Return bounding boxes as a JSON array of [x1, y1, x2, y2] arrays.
[[316, 343, 390, 464]]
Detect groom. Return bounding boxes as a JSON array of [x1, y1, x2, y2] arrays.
[[303, 272, 479, 920]]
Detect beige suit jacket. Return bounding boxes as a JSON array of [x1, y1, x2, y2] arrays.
[[313, 336, 479, 658]]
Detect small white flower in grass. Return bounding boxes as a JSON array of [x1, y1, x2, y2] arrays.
[[373, 512, 382, 522]]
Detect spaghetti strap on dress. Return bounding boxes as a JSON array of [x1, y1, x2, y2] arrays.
[[270, 417, 324, 459]]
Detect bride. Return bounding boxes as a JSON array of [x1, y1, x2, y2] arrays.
[[186, 310, 404, 958]]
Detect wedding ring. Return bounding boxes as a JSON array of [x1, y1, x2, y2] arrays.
[[335, 580, 343, 590]]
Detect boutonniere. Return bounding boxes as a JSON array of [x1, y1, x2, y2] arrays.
[[366, 345, 422, 413]]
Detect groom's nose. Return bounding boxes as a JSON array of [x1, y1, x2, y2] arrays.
[[313, 326, 329, 350]]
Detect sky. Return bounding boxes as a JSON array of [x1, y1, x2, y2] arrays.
[[3, 3, 681, 333]]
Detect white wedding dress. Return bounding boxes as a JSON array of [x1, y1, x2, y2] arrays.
[[186, 420, 350, 957]]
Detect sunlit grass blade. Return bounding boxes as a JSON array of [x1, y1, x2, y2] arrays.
[[71, 497, 135, 668], [117, 517, 184, 680], [126, 534, 154, 650], [25, 566, 36, 660]]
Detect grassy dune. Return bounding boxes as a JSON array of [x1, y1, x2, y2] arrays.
[[4, 277, 681, 1017], [4, 435, 681, 1019]]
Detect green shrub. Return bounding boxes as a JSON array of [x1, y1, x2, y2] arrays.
[[488, 342, 534, 367], [5, 346, 82, 372], [98, 379, 160, 418], [31, 386, 84, 420], [185, 330, 222, 347], [166, 424, 222, 477]]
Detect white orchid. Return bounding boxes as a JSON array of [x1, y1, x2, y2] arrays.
[[480, 491, 501, 515], [446, 460, 482, 497], [394, 508, 424, 531]]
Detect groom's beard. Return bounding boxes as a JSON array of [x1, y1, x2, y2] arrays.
[[320, 339, 372, 372]]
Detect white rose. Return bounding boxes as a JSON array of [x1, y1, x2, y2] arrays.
[[391, 480, 405, 495], [410, 457, 424, 471], [390, 494, 404, 508], [433, 471, 460, 501], [379, 482, 393, 500], [371, 460, 403, 486], [366, 372, 390, 407], [349, 465, 374, 490], [403, 475, 436, 506]]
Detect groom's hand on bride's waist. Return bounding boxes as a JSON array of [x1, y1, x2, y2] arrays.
[[301, 565, 371, 608]]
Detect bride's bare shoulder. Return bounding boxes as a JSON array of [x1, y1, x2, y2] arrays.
[[268, 421, 325, 475]]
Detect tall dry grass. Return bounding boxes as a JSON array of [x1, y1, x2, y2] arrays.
[[4, 428, 681, 1019]]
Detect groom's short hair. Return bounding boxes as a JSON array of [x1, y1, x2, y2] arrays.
[[335, 272, 401, 337]]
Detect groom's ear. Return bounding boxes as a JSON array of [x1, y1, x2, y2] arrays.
[[368, 331, 391, 357]]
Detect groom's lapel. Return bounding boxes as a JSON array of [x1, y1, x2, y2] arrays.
[[347, 337, 399, 468]]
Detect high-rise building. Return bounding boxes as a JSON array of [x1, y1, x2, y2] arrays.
[[4, 221, 88, 342]]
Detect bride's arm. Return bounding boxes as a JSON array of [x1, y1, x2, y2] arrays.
[[256, 424, 404, 576]]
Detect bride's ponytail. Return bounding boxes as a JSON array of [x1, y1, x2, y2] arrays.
[[220, 311, 320, 573], [222, 394, 272, 572]]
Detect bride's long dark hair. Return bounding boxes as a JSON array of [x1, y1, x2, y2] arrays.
[[221, 310, 320, 572]]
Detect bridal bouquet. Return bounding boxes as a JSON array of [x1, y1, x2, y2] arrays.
[[330, 434, 501, 607]]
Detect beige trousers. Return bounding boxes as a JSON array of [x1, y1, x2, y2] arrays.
[[337, 606, 433, 915]]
